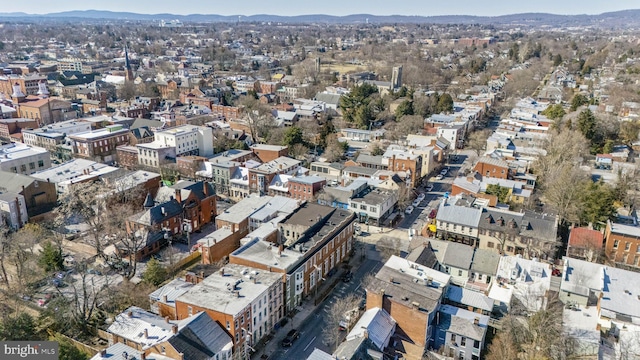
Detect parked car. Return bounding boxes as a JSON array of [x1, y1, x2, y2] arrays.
[[428, 209, 437, 219], [425, 184, 434, 192], [435, 174, 444, 180], [440, 168, 448, 175], [342, 271, 352, 283], [405, 206, 414, 215], [281, 329, 300, 347], [417, 193, 426, 202], [412, 199, 421, 207]]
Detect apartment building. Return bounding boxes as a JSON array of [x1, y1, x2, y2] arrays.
[[175, 264, 284, 358], [0, 142, 51, 175], [68, 125, 130, 162], [366, 255, 451, 349], [287, 175, 326, 201], [231, 203, 356, 311], [22, 119, 92, 150], [604, 220, 640, 269], [136, 142, 177, 169], [153, 125, 213, 157], [248, 157, 301, 195], [0, 75, 47, 97]]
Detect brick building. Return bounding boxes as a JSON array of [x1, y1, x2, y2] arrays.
[[116, 145, 139, 169], [68, 124, 130, 162], [175, 264, 284, 357], [211, 105, 241, 120], [230, 203, 356, 311], [472, 157, 512, 180], [0, 118, 38, 142], [365, 255, 451, 349], [604, 220, 640, 269], [250, 144, 288, 163], [248, 156, 300, 195], [287, 175, 326, 201]]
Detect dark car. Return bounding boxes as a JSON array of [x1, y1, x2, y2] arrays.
[[428, 209, 437, 219], [281, 329, 300, 347], [342, 271, 353, 283]]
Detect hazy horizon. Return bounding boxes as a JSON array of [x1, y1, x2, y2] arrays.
[[2, 0, 639, 17]]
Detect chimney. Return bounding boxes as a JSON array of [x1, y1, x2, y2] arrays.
[[278, 244, 284, 255], [363, 329, 369, 339], [162, 295, 168, 303], [140, 354, 146, 360], [220, 268, 225, 276], [165, 316, 170, 323], [203, 181, 209, 196], [127, 310, 133, 317], [99, 349, 106, 357], [175, 188, 182, 203], [143, 328, 148, 339], [474, 317, 480, 325], [172, 324, 178, 334]]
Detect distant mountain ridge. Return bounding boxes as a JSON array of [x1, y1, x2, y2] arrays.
[[0, 9, 639, 26]]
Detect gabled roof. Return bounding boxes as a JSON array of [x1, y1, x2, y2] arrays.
[[445, 286, 494, 312], [130, 198, 182, 226], [436, 200, 482, 228], [0, 171, 38, 193], [429, 239, 475, 270], [568, 227, 604, 249], [346, 307, 396, 351], [169, 312, 233, 360]]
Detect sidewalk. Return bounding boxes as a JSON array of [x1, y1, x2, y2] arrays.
[[252, 249, 366, 359]]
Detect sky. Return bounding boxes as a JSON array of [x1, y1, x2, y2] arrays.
[[2, 0, 639, 17]]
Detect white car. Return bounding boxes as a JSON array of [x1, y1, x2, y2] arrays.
[[405, 206, 414, 214], [417, 193, 426, 202], [435, 174, 444, 180], [412, 199, 421, 207], [425, 184, 434, 192], [440, 168, 448, 176]]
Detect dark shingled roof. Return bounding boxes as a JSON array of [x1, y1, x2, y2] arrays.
[[169, 312, 232, 360]]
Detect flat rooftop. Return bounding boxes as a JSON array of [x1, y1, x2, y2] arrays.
[[176, 263, 282, 316], [216, 195, 273, 224]]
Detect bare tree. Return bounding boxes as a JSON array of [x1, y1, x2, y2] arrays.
[[238, 95, 273, 143], [466, 129, 492, 157], [322, 294, 360, 349]]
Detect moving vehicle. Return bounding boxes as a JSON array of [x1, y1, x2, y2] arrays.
[[281, 329, 300, 347]]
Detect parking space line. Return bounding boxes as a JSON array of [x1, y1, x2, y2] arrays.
[[303, 336, 317, 352]]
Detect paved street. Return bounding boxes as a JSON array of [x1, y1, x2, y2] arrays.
[[265, 245, 383, 360]]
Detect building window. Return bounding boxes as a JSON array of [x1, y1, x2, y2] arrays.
[[461, 337, 466, 346], [625, 242, 631, 251], [29, 162, 35, 170], [473, 340, 480, 349], [458, 270, 463, 276], [351, 203, 357, 209], [487, 242, 494, 248], [507, 246, 514, 252], [226, 321, 230, 330], [187, 306, 192, 315], [20, 164, 26, 172], [614, 240, 619, 249], [451, 334, 456, 342]]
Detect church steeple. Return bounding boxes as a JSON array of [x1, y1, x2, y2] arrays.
[[124, 45, 134, 82]]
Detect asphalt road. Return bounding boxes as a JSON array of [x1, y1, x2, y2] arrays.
[[269, 245, 383, 360]]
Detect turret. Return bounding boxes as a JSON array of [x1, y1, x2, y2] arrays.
[[11, 82, 25, 103], [37, 80, 49, 98]]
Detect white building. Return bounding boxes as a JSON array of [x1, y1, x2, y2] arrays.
[[489, 255, 552, 313], [0, 192, 27, 229], [22, 120, 91, 148], [434, 304, 489, 360], [153, 125, 213, 157], [0, 142, 51, 175]]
